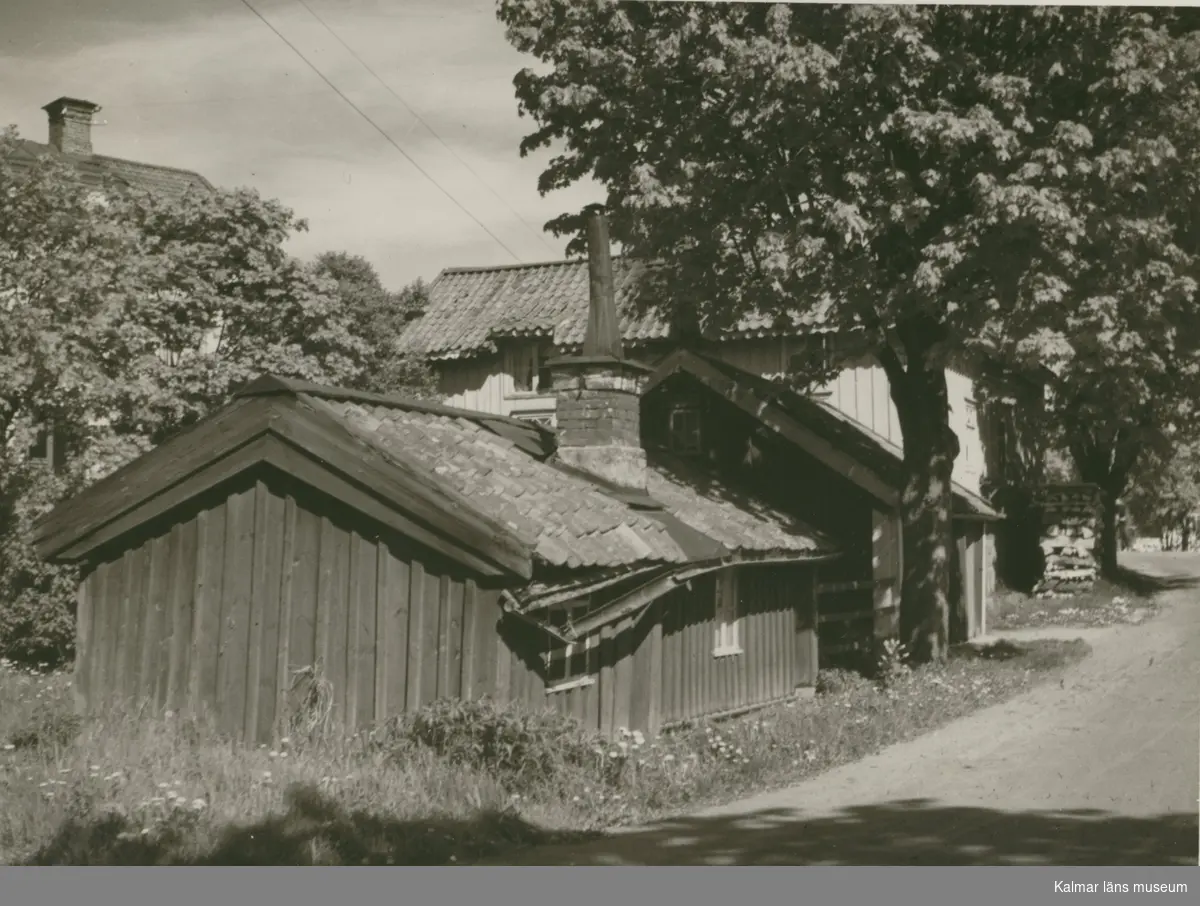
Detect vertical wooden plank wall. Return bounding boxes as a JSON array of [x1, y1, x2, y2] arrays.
[[74, 477, 513, 744]]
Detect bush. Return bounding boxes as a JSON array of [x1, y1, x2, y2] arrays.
[[0, 466, 78, 668], [378, 698, 603, 793]]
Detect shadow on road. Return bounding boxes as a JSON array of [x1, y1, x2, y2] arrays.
[[1116, 552, 1200, 593], [497, 800, 1199, 866]]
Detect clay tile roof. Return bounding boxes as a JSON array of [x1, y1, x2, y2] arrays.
[[396, 257, 835, 361], [7, 139, 212, 198], [301, 392, 831, 574]]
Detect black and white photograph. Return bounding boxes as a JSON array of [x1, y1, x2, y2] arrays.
[[0, 0, 1197, 879]]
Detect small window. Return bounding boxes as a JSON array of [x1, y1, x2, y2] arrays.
[[510, 343, 554, 394], [787, 334, 836, 376], [667, 404, 703, 456], [545, 604, 600, 693], [713, 569, 742, 657], [27, 423, 63, 473], [964, 399, 978, 431]]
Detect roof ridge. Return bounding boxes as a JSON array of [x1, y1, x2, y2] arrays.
[[234, 373, 557, 451], [92, 153, 214, 188], [436, 253, 667, 278]]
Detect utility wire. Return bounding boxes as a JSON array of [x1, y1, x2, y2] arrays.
[[238, 0, 522, 262], [296, 0, 560, 257]]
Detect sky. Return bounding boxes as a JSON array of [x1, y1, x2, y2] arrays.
[[0, 0, 602, 289]]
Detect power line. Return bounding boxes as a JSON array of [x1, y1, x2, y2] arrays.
[[296, 0, 560, 257], [237, 0, 522, 263]]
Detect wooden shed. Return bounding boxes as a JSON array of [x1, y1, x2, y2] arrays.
[[33, 249, 839, 744], [32, 379, 836, 744]]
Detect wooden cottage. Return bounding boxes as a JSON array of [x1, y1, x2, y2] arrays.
[[32, 215, 840, 746], [396, 209, 1001, 657], [641, 350, 1001, 660]]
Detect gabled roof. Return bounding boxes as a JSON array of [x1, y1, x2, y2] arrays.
[[33, 376, 834, 589], [647, 350, 1002, 521], [6, 138, 213, 198], [396, 257, 835, 361]]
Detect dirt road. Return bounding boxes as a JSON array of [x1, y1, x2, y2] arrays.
[[496, 553, 1199, 865]]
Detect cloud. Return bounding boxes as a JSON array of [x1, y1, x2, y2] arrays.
[[0, 0, 603, 288]]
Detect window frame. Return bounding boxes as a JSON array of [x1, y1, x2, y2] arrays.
[[712, 569, 743, 658], [506, 341, 556, 396], [544, 603, 600, 694], [666, 403, 704, 457]]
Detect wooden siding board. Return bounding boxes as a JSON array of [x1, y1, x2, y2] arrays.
[[383, 554, 412, 717], [140, 535, 169, 711], [646, 600, 664, 736], [74, 572, 93, 716], [373, 544, 394, 723], [288, 508, 321, 680], [120, 542, 148, 706], [471, 588, 500, 701], [352, 533, 379, 730], [612, 617, 634, 735], [420, 573, 443, 707], [344, 533, 363, 728], [459, 579, 479, 699], [87, 562, 110, 712], [216, 488, 255, 739], [445, 578, 465, 701], [493, 614, 512, 705], [251, 485, 287, 744], [273, 496, 298, 736], [191, 506, 227, 724], [165, 521, 196, 715], [324, 518, 351, 726], [405, 562, 427, 712]]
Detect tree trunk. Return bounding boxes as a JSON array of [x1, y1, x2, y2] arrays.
[[1097, 487, 1120, 576], [886, 346, 960, 665]]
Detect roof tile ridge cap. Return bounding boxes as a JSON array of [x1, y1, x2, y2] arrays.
[[92, 152, 211, 180]]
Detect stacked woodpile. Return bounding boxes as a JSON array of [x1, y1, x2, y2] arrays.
[[1033, 484, 1102, 597]]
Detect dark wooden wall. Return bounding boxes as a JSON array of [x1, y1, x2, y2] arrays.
[[74, 469, 821, 744], [74, 471, 510, 744], [454, 564, 819, 738], [659, 567, 818, 727]]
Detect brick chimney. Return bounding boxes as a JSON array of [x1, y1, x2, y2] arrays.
[[43, 97, 101, 155], [549, 206, 653, 492]]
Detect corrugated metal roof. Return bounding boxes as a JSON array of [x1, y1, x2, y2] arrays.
[[396, 257, 834, 361]]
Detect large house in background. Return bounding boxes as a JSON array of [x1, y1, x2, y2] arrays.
[[395, 249, 989, 499], [398, 212, 1001, 655], [3, 97, 215, 472], [5, 96, 213, 198]]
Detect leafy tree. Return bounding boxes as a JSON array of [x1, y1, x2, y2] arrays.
[[0, 127, 152, 661], [311, 251, 439, 399], [0, 127, 373, 663], [1124, 439, 1200, 548], [110, 189, 371, 448], [497, 2, 1200, 661]]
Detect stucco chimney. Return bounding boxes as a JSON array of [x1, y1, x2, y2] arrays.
[[549, 206, 653, 491], [43, 97, 101, 155]]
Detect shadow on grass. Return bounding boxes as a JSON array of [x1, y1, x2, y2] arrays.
[[491, 800, 1199, 867], [24, 783, 589, 866]]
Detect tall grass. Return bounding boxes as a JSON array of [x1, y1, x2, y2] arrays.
[[0, 638, 1091, 865]]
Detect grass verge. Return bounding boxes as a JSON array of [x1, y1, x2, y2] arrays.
[[0, 638, 1090, 866], [989, 576, 1161, 632]]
